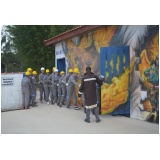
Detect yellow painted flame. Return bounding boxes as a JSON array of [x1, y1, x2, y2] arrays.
[[105, 72, 109, 80], [123, 54, 126, 64], [101, 67, 130, 114], [110, 56, 114, 73], [116, 56, 120, 74], [93, 26, 117, 52]]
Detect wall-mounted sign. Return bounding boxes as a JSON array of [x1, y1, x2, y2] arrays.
[[1, 77, 14, 86], [56, 50, 64, 55]]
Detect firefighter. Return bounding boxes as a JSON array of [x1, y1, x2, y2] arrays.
[[78, 67, 104, 123], [21, 71, 32, 109], [27, 68, 34, 107], [65, 69, 73, 85], [64, 69, 73, 105], [66, 68, 80, 110], [43, 69, 51, 105], [39, 67, 45, 103], [57, 71, 66, 107], [27, 68, 33, 75], [52, 69, 59, 104], [32, 71, 38, 107], [49, 67, 57, 105]]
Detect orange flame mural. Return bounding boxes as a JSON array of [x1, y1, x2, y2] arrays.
[[66, 26, 117, 75]]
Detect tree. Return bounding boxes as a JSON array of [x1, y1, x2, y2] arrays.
[[1, 25, 77, 73], [1, 26, 21, 72]]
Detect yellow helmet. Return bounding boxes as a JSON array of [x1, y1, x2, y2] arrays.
[[73, 68, 80, 74], [60, 71, 65, 75], [25, 71, 31, 76], [32, 71, 37, 75], [52, 67, 56, 71], [46, 69, 50, 73], [27, 68, 32, 72], [68, 69, 73, 73]]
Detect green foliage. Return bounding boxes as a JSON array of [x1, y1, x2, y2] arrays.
[[1, 25, 77, 74]]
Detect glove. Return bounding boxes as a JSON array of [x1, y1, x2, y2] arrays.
[[57, 84, 59, 86], [79, 84, 81, 87], [66, 83, 68, 86], [99, 75, 104, 80]]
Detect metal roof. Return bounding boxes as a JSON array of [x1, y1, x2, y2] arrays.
[[44, 25, 104, 46]]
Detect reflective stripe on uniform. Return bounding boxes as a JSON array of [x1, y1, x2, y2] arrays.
[[85, 104, 97, 109], [78, 91, 83, 94], [84, 78, 96, 81]]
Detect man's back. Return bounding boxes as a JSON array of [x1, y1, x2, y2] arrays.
[[79, 72, 102, 106], [78, 67, 103, 123]]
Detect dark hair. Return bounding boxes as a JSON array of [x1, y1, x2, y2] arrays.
[[86, 67, 91, 72]]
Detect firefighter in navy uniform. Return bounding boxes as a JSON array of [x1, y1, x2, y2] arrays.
[[78, 67, 104, 123]]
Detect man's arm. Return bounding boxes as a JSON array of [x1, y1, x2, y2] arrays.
[[96, 75, 104, 85], [78, 78, 84, 98], [39, 74, 44, 84], [71, 75, 79, 86]]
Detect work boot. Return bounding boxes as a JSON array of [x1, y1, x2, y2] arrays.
[[47, 102, 50, 105], [59, 103, 62, 107], [51, 101, 53, 105], [96, 119, 101, 123], [84, 119, 90, 123], [66, 106, 70, 109], [74, 106, 80, 110], [26, 106, 30, 109], [22, 106, 25, 110], [32, 102, 38, 107]]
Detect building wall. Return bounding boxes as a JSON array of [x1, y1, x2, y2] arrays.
[[1, 73, 23, 111], [55, 25, 159, 123]]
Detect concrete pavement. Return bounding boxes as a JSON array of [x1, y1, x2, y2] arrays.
[[1, 101, 159, 134]]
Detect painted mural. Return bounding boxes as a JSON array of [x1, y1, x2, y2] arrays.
[[138, 33, 159, 123], [65, 26, 117, 75], [60, 25, 159, 123], [100, 46, 130, 115]]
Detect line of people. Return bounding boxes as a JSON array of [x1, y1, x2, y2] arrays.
[[39, 67, 81, 110], [21, 67, 82, 110], [21, 68, 38, 109], [21, 66, 104, 123]]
